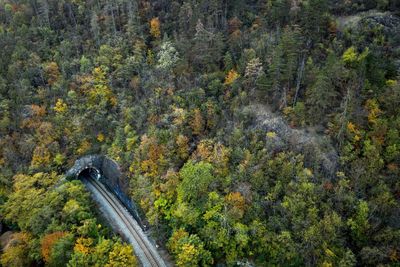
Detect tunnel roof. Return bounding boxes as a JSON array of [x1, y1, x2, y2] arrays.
[[65, 154, 104, 180]]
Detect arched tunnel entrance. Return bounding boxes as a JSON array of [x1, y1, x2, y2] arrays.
[[77, 167, 101, 181], [68, 158, 166, 266], [66, 155, 144, 229]]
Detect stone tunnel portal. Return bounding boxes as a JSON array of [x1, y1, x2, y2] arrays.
[[66, 155, 144, 229], [77, 167, 101, 181]]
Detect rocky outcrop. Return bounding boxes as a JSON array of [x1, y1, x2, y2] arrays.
[[337, 10, 399, 32], [359, 12, 400, 35], [250, 104, 339, 178], [0, 231, 13, 251]]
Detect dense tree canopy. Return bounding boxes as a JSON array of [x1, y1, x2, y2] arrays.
[[0, 0, 399, 266]]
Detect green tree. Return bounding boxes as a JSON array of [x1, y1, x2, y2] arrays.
[[168, 229, 213, 267], [177, 161, 214, 206]]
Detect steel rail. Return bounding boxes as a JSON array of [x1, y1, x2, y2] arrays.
[[87, 176, 162, 267]]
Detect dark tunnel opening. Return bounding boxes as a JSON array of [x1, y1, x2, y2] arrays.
[[77, 167, 101, 180]]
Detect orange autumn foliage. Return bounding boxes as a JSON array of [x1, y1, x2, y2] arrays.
[[194, 139, 230, 176], [224, 69, 240, 86], [138, 135, 166, 179], [41, 232, 67, 263], [150, 17, 161, 38], [228, 17, 242, 34], [31, 104, 46, 117], [22, 105, 46, 129]]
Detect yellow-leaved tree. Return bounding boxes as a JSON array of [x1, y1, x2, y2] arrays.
[[54, 98, 67, 114], [224, 69, 240, 85], [106, 242, 138, 267]]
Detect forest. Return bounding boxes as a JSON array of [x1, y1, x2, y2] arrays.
[[0, 0, 399, 266]]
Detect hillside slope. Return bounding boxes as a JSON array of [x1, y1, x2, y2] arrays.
[[0, 0, 399, 266]]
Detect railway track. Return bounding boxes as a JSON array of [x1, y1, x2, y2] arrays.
[[86, 176, 165, 267]]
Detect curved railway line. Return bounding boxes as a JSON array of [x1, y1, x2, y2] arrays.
[[85, 175, 166, 267]]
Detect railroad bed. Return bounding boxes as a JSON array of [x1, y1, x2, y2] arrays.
[[83, 176, 167, 267]]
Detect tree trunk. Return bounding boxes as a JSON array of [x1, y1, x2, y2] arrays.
[[293, 39, 311, 107], [293, 53, 306, 107]]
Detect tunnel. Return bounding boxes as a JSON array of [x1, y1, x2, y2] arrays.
[[65, 155, 144, 229], [77, 167, 101, 181]]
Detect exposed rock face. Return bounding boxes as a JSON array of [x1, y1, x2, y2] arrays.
[[66, 155, 143, 227], [352, 11, 400, 71], [0, 231, 13, 251], [359, 12, 400, 35], [250, 104, 339, 178], [337, 10, 400, 33]]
